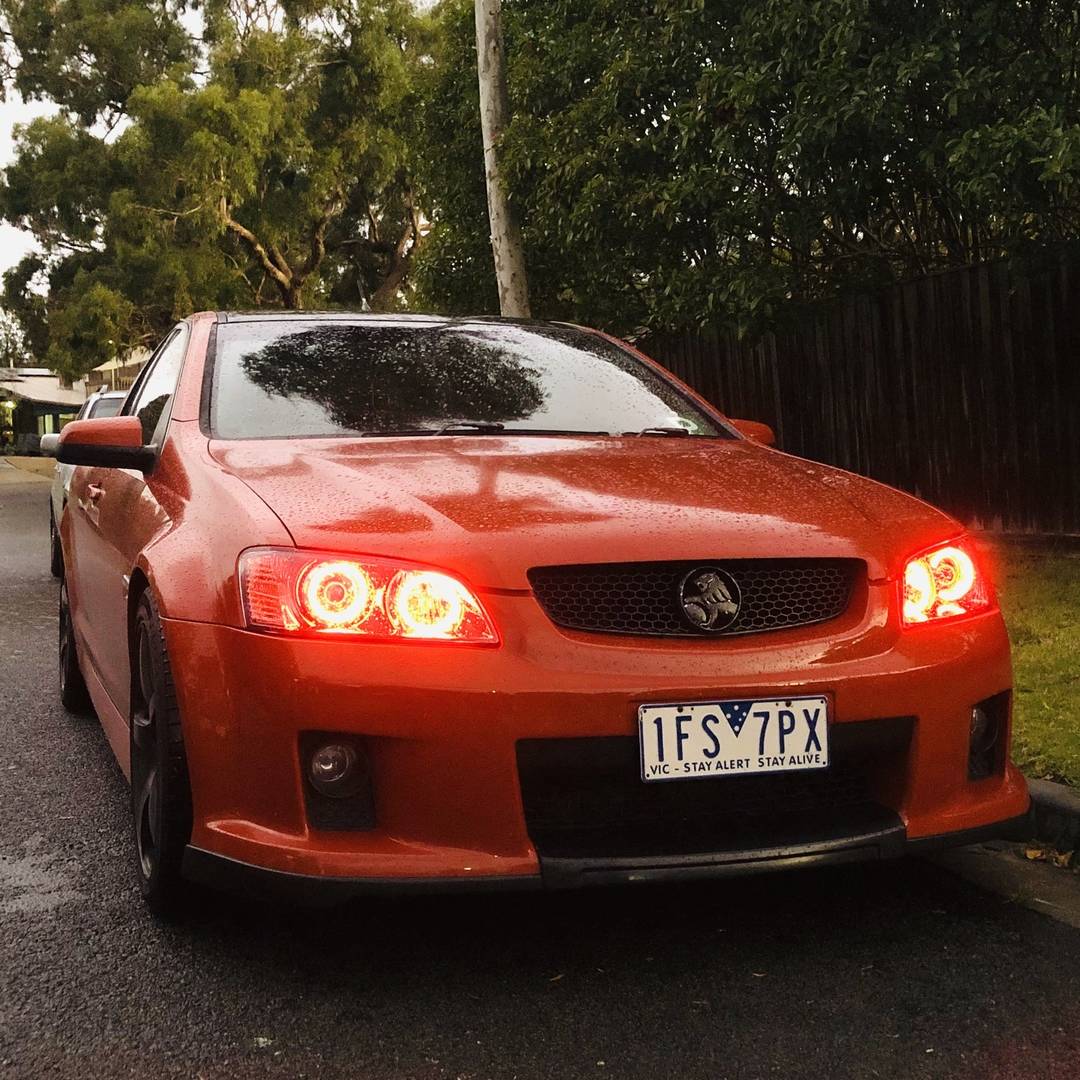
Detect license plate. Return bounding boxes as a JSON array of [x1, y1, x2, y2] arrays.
[[638, 696, 830, 782]]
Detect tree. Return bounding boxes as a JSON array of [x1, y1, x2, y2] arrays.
[[0, 308, 27, 367], [0, 0, 428, 376], [474, 0, 529, 317], [414, 0, 1080, 336]]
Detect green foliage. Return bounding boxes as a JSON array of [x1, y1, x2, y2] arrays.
[[1, 255, 49, 358], [1, 0, 194, 124], [415, 0, 1080, 335], [0, 0, 427, 376], [7, 0, 1080, 373], [2, 117, 117, 249], [44, 277, 135, 374]]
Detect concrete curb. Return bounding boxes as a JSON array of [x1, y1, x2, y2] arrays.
[[1028, 778, 1080, 849]]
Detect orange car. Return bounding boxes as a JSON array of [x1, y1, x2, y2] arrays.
[[54, 312, 1030, 912]]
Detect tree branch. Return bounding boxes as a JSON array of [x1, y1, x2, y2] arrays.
[[267, 241, 292, 278], [220, 195, 293, 294], [369, 188, 423, 311], [298, 214, 329, 280]]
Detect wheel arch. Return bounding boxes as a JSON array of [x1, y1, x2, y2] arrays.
[[126, 562, 190, 741], [128, 551, 173, 631], [127, 566, 153, 622]]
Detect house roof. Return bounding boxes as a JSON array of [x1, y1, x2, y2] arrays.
[[92, 347, 150, 374], [0, 368, 86, 409]]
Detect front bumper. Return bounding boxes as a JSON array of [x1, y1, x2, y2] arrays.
[[162, 583, 1031, 897], [182, 812, 1032, 905]]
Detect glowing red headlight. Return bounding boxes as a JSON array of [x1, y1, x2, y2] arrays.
[[902, 538, 994, 626], [299, 561, 373, 628], [238, 548, 498, 644], [387, 570, 472, 639]]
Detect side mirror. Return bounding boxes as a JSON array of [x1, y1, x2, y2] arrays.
[[730, 419, 776, 447], [57, 416, 156, 473], [39, 433, 60, 457]]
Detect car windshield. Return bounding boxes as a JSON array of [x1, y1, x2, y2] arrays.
[[88, 396, 123, 419], [210, 321, 729, 440]]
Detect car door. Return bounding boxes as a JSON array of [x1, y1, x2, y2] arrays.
[[68, 326, 189, 716], [57, 395, 125, 524]]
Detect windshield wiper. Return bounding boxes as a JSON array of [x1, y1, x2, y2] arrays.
[[436, 421, 506, 434], [501, 428, 611, 436], [358, 423, 613, 438], [438, 422, 616, 436], [357, 427, 439, 437], [624, 426, 695, 437]]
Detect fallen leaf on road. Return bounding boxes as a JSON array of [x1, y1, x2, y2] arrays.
[[1026, 845, 1075, 869]]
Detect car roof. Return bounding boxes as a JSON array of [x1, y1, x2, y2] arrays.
[[213, 311, 577, 331]]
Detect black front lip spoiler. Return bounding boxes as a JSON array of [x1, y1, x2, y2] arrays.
[[182, 809, 1031, 906], [181, 847, 538, 907]]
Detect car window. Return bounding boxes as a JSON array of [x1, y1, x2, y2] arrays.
[[88, 396, 123, 420], [211, 322, 729, 440], [126, 327, 189, 444]]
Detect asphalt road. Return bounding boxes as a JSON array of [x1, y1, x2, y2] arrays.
[[1, 467, 1079, 1080]]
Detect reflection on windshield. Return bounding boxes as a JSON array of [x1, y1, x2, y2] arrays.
[[212, 321, 727, 440]]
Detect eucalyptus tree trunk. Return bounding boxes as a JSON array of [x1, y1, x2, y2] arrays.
[[474, 0, 531, 318]]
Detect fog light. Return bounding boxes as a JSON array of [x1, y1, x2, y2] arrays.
[[299, 733, 376, 830], [968, 694, 1008, 780], [970, 706, 993, 752], [309, 742, 359, 798]]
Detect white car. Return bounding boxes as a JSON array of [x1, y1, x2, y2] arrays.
[[40, 389, 127, 576]]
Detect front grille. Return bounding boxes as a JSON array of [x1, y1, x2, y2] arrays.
[[528, 558, 861, 637], [518, 722, 911, 860]]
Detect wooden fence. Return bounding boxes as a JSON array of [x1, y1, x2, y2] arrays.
[[640, 255, 1080, 534]]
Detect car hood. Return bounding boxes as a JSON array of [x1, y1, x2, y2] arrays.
[[209, 435, 959, 589]]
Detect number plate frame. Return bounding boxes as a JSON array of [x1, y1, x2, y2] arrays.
[[637, 695, 831, 783]]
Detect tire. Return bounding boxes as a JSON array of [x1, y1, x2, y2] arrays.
[[49, 505, 63, 578], [130, 591, 193, 916], [58, 577, 92, 714]]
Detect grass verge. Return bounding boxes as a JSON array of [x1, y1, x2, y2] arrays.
[[991, 540, 1080, 787]]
